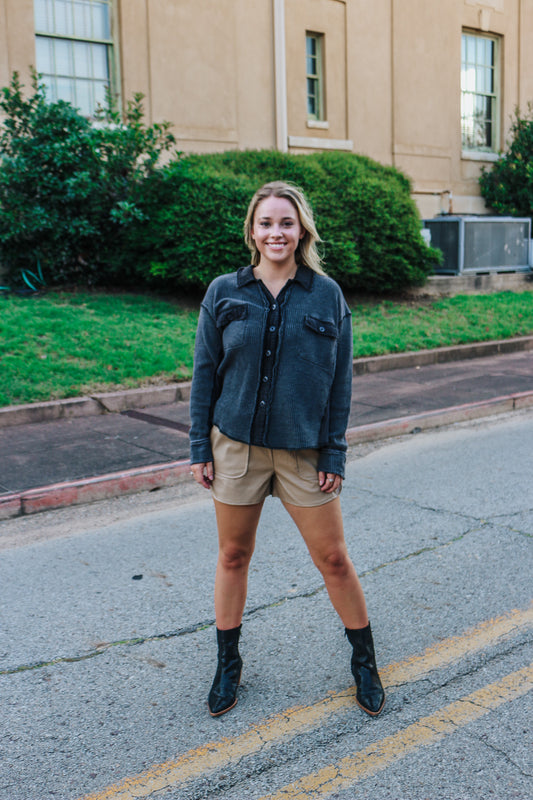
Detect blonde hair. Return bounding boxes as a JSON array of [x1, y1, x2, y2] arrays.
[[243, 181, 326, 275]]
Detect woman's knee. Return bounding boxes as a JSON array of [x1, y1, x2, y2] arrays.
[[218, 544, 253, 572], [316, 547, 352, 579]]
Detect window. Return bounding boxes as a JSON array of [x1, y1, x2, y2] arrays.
[[461, 31, 499, 153], [306, 33, 325, 121], [34, 0, 115, 117]]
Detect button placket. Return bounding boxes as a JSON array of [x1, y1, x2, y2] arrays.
[[250, 279, 290, 444]]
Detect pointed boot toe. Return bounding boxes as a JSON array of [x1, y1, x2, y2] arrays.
[[354, 668, 385, 716]]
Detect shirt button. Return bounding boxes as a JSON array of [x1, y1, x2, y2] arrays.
[[319, 326, 325, 332], [265, 350, 272, 357], [269, 326, 276, 332], [259, 400, 266, 407], [272, 304, 277, 310], [262, 376, 269, 382]]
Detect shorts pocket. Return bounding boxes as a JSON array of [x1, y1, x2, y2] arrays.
[[294, 449, 320, 482], [211, 426, 250, 479]]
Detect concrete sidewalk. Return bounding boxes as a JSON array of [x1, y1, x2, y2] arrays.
[[1, 337, 532, 519]]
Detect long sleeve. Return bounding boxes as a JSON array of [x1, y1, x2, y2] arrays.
[[189, 302, 222, 464], [317, 309, 353, 478]]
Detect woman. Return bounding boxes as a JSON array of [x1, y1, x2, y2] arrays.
[[190, 181, 385, 718]]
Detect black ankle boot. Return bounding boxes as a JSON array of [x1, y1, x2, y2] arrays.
[[345, 623, 385, 716], [207, 625, 243, 717]]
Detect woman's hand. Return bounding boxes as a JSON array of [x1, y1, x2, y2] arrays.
[[190, 462, 214, 490], [318, 471, 342, 493]]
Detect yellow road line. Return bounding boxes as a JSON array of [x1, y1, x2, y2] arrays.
[[258, 662, 533, 800], [80, 605, 533, 800]]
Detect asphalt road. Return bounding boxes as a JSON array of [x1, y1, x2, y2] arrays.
[[1, 409, 532, 800]]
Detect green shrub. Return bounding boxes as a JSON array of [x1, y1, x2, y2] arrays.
[[0, 71, 437, 294], [129, 148, 439, 292], [479, 105, 533, 221], [122, 159, 254, 288], [0, 71, 175, 285]]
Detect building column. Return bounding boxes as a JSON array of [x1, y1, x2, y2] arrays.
[[273, 0, 288, 152]]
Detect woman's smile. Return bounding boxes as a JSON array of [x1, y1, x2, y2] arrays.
[[251, 195, 304, 269]]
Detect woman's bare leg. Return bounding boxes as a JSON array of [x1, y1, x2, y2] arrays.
[[212, 499, 264, 629], [282, 498, 368, 629]]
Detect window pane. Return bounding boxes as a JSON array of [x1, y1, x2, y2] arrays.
[[478, 36, 490, 66], [35, 0, 111, 39], [484, 38, 492, 66], [93, 79, 108, 110], [41, 74, 57, 102], [476, 37, 483, 65], [56, 75, 75, 104], [34, 0, 113, 117], [91, 43, 108, 79], [73, 0, 92, 37], [52, 0, 72, 35], [461, 32, 497, 150], [466, 35, 475, 65], [35, 0, 54, 33], [92, 2, 110, 39], [307, 78, 317, 117], [477, 65, 486, 93], [464, 65, 476, 92], [306, 33, 324, 120], [35, 36, 54, 73], [54, 38, 73, 75], [74, 78, 93, 115], [73, 41, 91, 77]]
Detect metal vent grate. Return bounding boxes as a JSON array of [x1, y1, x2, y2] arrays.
[[423, 217, 531, 274]]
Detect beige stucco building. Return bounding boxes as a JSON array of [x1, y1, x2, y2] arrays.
[[1, 0, 533, 217]]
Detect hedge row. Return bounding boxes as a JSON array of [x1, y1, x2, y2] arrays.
[[121, 149, 441, 293], [0, 73, 440, 293]]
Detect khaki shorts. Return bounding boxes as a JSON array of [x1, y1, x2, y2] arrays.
[[210, 426, 341, 507]]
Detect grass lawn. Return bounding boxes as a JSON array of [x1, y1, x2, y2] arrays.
[[1, 289, 532, 407]]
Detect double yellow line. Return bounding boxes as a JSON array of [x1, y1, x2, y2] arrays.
[[259, 663, 533, 799], [81, 605, 533, 800]]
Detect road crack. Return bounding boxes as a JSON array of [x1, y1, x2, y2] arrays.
[[0, 531, 525, 677]]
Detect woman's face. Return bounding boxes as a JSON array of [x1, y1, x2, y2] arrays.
[[251, 195, 304, 269]]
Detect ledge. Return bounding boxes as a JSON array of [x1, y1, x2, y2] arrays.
[[288, 135, 353, 151]]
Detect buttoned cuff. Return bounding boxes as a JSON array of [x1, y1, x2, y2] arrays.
[[317, 448, 346, 479]]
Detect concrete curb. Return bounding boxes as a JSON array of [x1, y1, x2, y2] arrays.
[[1, 390, 532, 520], [345, 390, 533, 445], [351, 335, 533, 375], [1, 337, 532, 428], [0, 460, 192, 520], [0, 383, 192, 429]]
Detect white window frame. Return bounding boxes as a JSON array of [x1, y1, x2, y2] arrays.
[[461, 30, 500, 156], [306, 32, 325, 123], [34, 0, 118, 118]]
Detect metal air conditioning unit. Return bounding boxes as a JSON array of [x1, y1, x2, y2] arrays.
[[422, 216, 531, 275]]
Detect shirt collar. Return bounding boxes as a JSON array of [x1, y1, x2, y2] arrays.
[[237, 264, 314, 290]]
